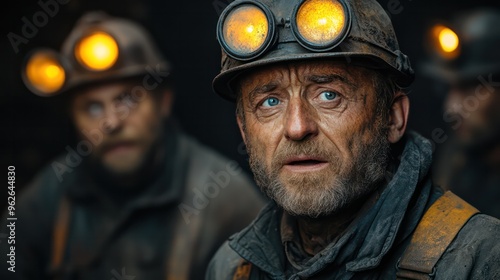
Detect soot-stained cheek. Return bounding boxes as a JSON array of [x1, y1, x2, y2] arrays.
[[327, 102, 372, 150], [246, 113, 280, 152], [352, 112, 374, 143], [340, 122, 371, 165]]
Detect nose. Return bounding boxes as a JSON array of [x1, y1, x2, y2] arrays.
[[101, 108, 124, 134], [284, 98, 318, 141]]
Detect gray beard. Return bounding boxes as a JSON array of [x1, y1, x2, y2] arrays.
[[246, 128, 390, 218]]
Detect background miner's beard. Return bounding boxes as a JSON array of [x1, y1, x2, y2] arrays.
[[246, 120, 390, 218]]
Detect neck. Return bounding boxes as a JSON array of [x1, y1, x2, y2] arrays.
[[295, 196, 368, 255], [294, 183, 385, 256]]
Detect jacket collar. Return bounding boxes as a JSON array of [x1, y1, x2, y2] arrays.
[[228, 131, 436, 276]]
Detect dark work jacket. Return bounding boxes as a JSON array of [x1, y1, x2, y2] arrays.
[[0, 127, 266, 280], [206, 131, 500, 279]]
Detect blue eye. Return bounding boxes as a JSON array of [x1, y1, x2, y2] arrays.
[[319, 91, 337, 101], [88, 103, 104, 117], [262, 97, 280, 107]]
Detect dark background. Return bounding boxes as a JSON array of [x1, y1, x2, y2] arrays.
[[1, 0, 499, 209]]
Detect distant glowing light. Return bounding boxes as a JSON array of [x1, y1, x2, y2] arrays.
[[438, 27, 459, 53]]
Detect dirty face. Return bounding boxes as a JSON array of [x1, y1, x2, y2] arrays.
[[70, 80, 171, 179], [236, 60, 393, 217]]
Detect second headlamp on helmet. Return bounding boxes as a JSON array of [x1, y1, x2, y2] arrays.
[[217, 0, 351, 61]]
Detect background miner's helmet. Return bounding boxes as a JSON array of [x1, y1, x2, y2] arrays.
[[421, 8, 500, 85], [212, 0, 415, 101], [21, 11, 169, 97]]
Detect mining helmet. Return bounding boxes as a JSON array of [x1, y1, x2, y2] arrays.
[[21, 11, 169, 97], [421, 8, 500, 85], [212, 0, 415, 101]]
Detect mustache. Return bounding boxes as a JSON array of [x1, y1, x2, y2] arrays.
[[271, 140, 340, 167], [99, 138, 140, 152]]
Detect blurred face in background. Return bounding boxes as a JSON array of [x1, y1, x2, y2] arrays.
[[444, 81, 500, 150], [70, 79, 172, 178]]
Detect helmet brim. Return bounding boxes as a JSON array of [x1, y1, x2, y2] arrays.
[[213, 50, 414, 102]]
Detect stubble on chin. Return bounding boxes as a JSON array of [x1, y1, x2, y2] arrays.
[[246, 128, 389, 218]]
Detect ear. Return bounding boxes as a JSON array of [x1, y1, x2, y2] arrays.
[[160, 89, 174, 118], [387, 91, 410, 143], [236, 114, 247, 145]]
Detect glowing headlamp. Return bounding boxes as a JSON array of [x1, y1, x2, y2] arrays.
[[22, 50, 66, 96], [430, 24, 460, 59], [292, 0, 349, 51], [219, 2, 275, 60], [217, 0, 351, 61], [75, 31, 119, 71], [22, 30, 123, 96]]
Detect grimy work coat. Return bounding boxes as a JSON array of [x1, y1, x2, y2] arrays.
[[206, 131, 500, 279], [1, 127, 266, 280]]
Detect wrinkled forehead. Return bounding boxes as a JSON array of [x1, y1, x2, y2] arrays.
[[236, 59, 374, 92]]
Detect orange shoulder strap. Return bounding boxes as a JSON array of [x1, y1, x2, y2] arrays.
[[233, 258, 253, 280], [50, 195, 71, 280], [396, 191, 479, 280]]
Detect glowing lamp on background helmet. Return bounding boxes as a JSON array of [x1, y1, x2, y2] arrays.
[[431, 24, 460, 58], [24, 51, 66, 95], [293, 0, 350, 51], [220, 3, 273, 60], [438, 27, 459, 53], [75, 32, 119, 71]]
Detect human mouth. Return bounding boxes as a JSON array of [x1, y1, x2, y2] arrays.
[[103, 141, 138, 155], [283, 155, 329, 172]]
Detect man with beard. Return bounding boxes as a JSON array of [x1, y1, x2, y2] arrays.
[[0, 11, 265, 280], [421, 9, 500, 218], [206, 0, 500, 279]]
